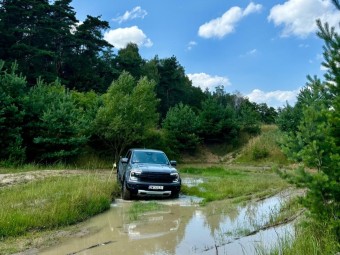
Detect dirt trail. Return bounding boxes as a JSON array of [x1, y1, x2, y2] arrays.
[[0, 169, 107, 189]]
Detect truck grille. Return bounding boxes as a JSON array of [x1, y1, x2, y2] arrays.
[[140, 172, 174, 183]]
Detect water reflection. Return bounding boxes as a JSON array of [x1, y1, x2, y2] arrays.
[[39, 191, 295, 255]]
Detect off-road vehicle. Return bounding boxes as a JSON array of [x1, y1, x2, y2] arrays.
[[117, 149, 181, 200]]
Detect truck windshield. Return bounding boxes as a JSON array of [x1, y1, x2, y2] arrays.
[[132, 151, 168, 164]]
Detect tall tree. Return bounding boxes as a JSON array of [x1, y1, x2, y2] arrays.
[[163, 103, 200, 153], [0, 1, 114, 91], [256, 103, 277, 124], [280, 18, 340, 239], [156, 56, 188, 118], [115, 43, 144, 79], [276, 102, 302, 133], [236, 99, 261, 135], [25, 80, 89, 162], [0, 61, 27, 163], [0, 0, 56, 83], [199, 97, 239, 143], [48, 0, 78, 79], [63, 15, 113, 92], [94, 72, 159, 161]]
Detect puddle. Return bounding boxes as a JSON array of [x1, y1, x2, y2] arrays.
[[39, 191, 296, 255], [181, 177, 205, 187]]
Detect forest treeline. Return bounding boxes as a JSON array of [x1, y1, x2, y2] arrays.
[[0, 0, 277, 164]]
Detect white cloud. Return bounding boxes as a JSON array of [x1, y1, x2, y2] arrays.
[[268, 0, 340, 38], [240, 48, 258, 57], [187, 41, 197, 50], [247, 89, 299, 108], [187, 73, 231, 91], [198, 2, 262, 39], [243, 2, 263, 16], [104, 26, 153, 49], [113, 6, 147, 24]]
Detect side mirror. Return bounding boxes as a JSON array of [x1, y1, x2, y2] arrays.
[[170, 160, 177, 167], [121, 157, 128, 164]]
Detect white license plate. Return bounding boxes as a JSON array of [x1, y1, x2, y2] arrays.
[[149, 185, 164, 190]]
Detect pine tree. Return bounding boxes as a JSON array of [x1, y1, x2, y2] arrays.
[[280, 19, 340, 240]]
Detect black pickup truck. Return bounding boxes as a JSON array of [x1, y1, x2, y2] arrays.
[[117, 148, 181, 200]]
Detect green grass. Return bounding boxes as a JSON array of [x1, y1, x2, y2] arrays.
[[0, 158, 113, 174], [235, 125, 289, 165], [255, 219, 339, 255], [0, 174, 119, 238], [128, 201, 165, 221], [268, 196, 304, 225], [180, 166, 290, 203]]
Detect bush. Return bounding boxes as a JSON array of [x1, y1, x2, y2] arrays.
[[252, 145, 269, 160]]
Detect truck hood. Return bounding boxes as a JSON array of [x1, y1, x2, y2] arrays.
[[133, 164, 177, 173]]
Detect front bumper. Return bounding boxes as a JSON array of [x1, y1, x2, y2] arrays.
[[126, 181, 181, 197]]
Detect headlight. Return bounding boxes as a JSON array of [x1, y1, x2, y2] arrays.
[[129, 170, 142, 182], [171, 172, 180, 183]]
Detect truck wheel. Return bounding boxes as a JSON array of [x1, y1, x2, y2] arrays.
[[122, 180, 131, 200], [171, 191, 179, 199]]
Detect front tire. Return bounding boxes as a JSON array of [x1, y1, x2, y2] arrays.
[[171, 191, 179, 199], [122, 180, 131, 200]]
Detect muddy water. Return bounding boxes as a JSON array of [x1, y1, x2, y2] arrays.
[[39, 190, 294, 255]]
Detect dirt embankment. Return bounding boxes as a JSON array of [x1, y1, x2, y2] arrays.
[[0, 169, 111, 189]]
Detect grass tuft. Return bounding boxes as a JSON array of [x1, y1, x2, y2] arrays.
[[180, 166, 289, 203], [0, 174, 117, 238], [128, 201, 165, 221]]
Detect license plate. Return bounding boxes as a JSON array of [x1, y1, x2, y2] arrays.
[[149, 185, 164, 190]]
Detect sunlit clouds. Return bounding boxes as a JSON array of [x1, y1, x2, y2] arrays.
[[268, 0, 340, 37], [112, 6, 147, 24], [187, 73, 231, 91], [246, 89, 300, 108], [104, 26, 153, 49], [198, 2, 262, 39]]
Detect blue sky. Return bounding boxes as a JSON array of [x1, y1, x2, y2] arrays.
[[70, 0, 339, 108]]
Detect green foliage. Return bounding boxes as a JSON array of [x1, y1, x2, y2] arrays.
[[276, 102, 302, 133], [236, 99, 261, 135], [252, 145, 269, 160], [280, 77, 339, 230], [163, 103, 200, 153], [65, 15, 113, 92], [198, 89, 261, 145], [71, 90, 101, 135], [199, 97, 239, 142], [0, 0, 113, 91], [0, 61, 27, 164], [256, 103, 278, 124], [25, 80, 89, 162], [154, 56, 206, 118], [116, 43, 144, 79], [279, 19, 340, 240], [0, 2, 280, 166], [94, 72, 159, 161]]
